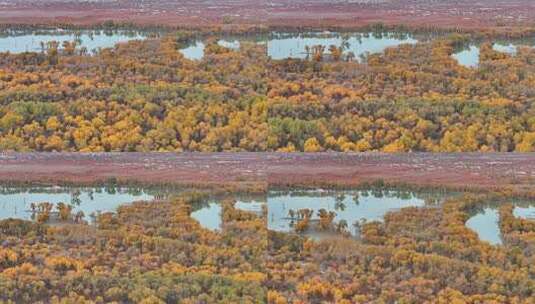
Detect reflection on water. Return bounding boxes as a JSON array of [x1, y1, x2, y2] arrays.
[[465, 201, 535, 246], [217, 39, 240, 50], [235, 200, 265, 214], [191, 202, 222, 231], [8, 183, 534, 245], [452, 45, 480, 68], [493, 43, 517, 55], [514, 206, 535, 219], [267, 31, 418, 61], [452, 42, 522, 67], [178, 31, 420, 61], [0, 186, 156, 222], [268, 188, 451, 237], [179, 41, 206, 60], [0, 184, 267, 231], [179, 39, 241, 60], [466, 208, 501, 245], [190, 200, 265, 231], [0, 29, 155, 54]]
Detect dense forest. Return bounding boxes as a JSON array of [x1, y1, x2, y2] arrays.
[[2, 29, 535, 152], [1, 189, 535, 303], [2, 26, 535, 302]]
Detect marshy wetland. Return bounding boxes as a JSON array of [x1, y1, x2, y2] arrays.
[[0, 28, 160, 54], [3, 181, 535, 248], [2, 17, 535, 301], [5, 26, 533, 70], [1, 152, 535, 302]]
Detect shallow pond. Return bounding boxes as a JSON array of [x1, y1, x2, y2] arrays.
[[191, 199, 266, 231], [178, 31, 420, 61], [235, 200, 265, 214], [465, 202, 535, 245], [0, 186, 157, 221], [452, 45, 481, 68], [179, 41, 207, 60], [452, 42, 524, 67], [267, 31, 418, 61], [268, 188, 452, 237], [179, 39, 242, 60], [191, 202, 222, 231], [465, 208, 502, 245], [0, 29, 155, 54], [8, 183, 534, 243], [0, 185, 265, 230]]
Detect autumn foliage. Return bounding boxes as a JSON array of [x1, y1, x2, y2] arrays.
[[2, 31, 535, 151]]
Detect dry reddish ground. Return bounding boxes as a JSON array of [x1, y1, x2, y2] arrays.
[[0, 153, 534, 190], [267, 153, 535, 190], [0, 153, 266, 188], [0, 0, 534, 29]]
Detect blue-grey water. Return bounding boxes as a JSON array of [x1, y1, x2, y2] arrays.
[[465, 208, 502, 245], [452, 45, 481, 68], [0, 29, 151, 54], [268, 189, 448, 236], [452, 42, 521, 67], [179, 39, 242, 60], [267, 32, 418, 61], [465, 203, 535, 245], [191, 202, 222, 231], [0, 185, 266, 231], [191, 200, 265, 231], [179, 31, 419, 61], [0, 186, 154, 221], [5, 184, 533, 244]]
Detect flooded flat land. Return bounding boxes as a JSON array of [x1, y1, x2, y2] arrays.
[[0, 28, 156, 53], [1, 26, 532, 71], [3, 1, 535, 301], [1, 152, 534, 242], [0, 182, 265, 228], [466, 199, 535, 245], [1, 153, 534, 302], [268, 188, 453, 237], [0, 185, 157, 222], [178, 31, 421, 61]]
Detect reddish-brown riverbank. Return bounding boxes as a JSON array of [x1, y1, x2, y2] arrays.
[[0, 153, 534, 190], [0, 0, 533, 29]]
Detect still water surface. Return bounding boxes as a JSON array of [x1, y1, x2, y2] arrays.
[[0, 185, 265, 231], [466, 202, 535, 245], [0, 186, 156, 221], [268, 188, 450, 237], [4, 184, 533, 244], [179, 31, 420, 61], [452, 42, 525, 67], [0, 29, 154, 53]]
